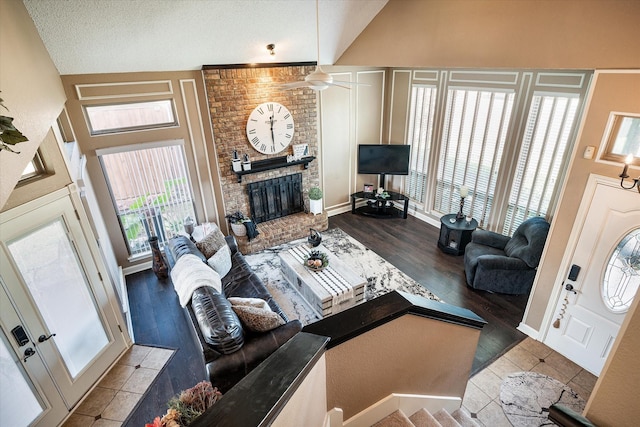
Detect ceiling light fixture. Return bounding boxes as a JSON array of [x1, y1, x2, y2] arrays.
[[266, 44, 275, 56], [619, 154, 640, 193]]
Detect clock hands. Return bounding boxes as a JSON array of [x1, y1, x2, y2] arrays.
[[269, 115, 275, 145]]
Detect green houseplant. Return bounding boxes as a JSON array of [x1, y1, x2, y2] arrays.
[[0, 93, 29, 153], [308, 187, 323, 215], [225, 211, 249, 236]]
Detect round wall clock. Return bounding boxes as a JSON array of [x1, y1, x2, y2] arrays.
[[246, 102, 295, 154]]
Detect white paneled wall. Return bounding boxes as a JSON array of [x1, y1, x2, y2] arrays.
[[319, 68, 387, 216]]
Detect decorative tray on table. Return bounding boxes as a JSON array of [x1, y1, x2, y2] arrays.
[[304, 250, 329, 272]]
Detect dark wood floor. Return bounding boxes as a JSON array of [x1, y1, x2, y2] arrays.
[[123, 211, 528, 424], [329, 212, 528, 373]]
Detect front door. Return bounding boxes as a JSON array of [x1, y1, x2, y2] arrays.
[[0, 190, 127, 424], [544, 178, 640, 375]]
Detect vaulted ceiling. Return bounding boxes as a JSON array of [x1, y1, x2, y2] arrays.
[[22, 0, 388, 75]]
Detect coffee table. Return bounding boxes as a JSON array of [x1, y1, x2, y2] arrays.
[[279, 244, 366, 318]]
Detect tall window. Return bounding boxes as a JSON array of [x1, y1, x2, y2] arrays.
[[98, 142, 196, 257], [503, 94, 580, 235], [403, 70, 590, 234], [435, 89, 514, 227], [406, 86, 437, 203]]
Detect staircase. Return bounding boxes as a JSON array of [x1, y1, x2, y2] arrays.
[[327, 394, 481, 427], [372, 408, 479, 427]]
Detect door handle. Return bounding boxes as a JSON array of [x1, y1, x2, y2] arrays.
[[23, 347, 36, 362], [38, 333, 56, 343], [565, 283, 577, 294]]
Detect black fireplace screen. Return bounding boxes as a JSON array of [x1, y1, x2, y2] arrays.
[[247, 173, 304, 224]]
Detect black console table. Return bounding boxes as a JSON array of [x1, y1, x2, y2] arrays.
[[351, 191, 409, 219], [437, 214, 478, 255]]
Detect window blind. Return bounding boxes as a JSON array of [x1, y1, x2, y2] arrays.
[[406, 85, 437, 203], [502, 94, 580, 235], [100, 144, 196, 256], [434, 89, 515, 227]]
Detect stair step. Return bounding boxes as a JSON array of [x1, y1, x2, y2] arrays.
[[409, 408, 442, 427], [372, 409, 415, 427], [366, 405, 481, 427], [433, 409, 461, 427], [450, 408, 480, 427]]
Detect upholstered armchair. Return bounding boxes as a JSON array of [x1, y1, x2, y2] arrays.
[[464, 216, 550, 295]]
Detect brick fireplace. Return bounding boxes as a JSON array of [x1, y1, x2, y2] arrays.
[[203, 64, 328, 253]]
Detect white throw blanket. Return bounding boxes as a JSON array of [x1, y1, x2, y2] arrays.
[[170, 254, 222, 307]]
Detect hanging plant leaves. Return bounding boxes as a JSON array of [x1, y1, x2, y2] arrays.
[[2, 128, 29, 144], [0, 93, 29, 153]]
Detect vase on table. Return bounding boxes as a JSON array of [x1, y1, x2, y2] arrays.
[[149, 236, 168, 279]]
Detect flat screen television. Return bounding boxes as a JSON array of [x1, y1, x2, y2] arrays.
[[357, 144, 411, 176]]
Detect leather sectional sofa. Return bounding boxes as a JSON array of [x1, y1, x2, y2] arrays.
[[166, 235, 302, 392]]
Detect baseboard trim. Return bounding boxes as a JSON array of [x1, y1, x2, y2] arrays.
[[517, 322, 539, 339], [122, 261, 152, 276]]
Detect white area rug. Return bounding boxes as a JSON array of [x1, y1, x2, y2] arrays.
[[244, 227, 441, 325], [500, 371, 586, 427]]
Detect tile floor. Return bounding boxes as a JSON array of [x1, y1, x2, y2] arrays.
[[462, 337, 598, 426], [62, 345, 174, 427]]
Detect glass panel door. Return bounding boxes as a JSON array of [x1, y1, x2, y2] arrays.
[[0, 333, 43, 426], [0, 284, 68, 427], [0, 191, 127, 408], [7, 218, 109, 378]]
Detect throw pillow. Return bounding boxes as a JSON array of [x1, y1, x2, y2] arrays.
[[196, 224, 226, 259], [207, 244, 232, 278], [228, 297, 285, 333]]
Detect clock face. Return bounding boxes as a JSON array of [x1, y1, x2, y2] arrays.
[[246, 102, 295, 154]]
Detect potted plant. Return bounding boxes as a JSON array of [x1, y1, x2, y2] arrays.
[[308, 186, 323, 215], [225, 211, 249, 236]]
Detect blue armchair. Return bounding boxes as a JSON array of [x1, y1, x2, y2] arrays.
[[464, 217, 550, 295]]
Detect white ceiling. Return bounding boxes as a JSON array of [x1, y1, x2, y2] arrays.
[[22, 0, 388, 75]]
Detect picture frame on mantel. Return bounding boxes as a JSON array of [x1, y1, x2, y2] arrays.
[[292, 143, 309, 160]]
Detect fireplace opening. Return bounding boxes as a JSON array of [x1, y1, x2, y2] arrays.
[[247, 173, 304, 223]]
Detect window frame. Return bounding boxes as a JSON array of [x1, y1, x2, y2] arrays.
[[83, 99, 179, 136], [597, 112, 640, 165], [96, 140, 197, 259], [17, 150, 47, 185]]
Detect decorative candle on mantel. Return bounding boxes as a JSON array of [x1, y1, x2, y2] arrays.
[[459, 185, 469, 198]]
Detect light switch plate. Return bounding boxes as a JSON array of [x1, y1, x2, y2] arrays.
[[583, 146, 595, 159]]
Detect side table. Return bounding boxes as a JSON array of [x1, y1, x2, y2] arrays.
[[437, 214, 478, 255]]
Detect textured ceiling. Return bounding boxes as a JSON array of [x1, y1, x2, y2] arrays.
[[22, 0, 388, 75]]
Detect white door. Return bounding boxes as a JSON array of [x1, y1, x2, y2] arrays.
[[544, 179, 640, 375], [0, 190, 127, 422], [0, 284, 68, 427]]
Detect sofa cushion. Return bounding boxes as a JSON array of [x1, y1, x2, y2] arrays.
[[207, 243, 232, 277], [504, 217, 550, 268], [228, 297, 285, 332], [191, 287, 244, 354], [167, 235, 206, 264], [196, 224, 227, 259]]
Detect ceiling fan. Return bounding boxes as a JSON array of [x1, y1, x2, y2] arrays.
[[281, 0, 365, 91]]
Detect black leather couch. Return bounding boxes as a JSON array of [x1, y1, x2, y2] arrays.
[[166, 235, 302, 392]]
